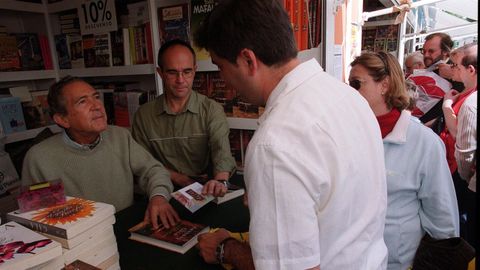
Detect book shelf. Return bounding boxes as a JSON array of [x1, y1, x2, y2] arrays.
[[0, 0, 321, 144]]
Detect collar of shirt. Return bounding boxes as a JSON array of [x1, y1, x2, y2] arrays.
[[383, 110, 411, 144], [259, 59, 321, 125], [62, 129, 103, 151], [155, 91, 200, 116]]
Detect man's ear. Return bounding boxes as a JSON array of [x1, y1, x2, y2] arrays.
[[53, 113, 69, 129], [239, 48, 258, 75]]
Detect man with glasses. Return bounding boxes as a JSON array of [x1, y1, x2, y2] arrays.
[[417, 33, 464, 126], [132, 39, 236, 200]]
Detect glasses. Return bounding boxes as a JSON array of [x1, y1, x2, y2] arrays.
[[164, 68, 194, 79], [348, 79, 364, 90]]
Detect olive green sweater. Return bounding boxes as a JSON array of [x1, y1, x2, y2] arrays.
[[21, 126, 172, 212]]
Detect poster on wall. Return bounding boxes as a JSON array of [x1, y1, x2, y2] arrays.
[[78, 0, 118, 35]]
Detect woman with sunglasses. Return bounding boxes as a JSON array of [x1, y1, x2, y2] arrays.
[[349, 51, 459, 270]]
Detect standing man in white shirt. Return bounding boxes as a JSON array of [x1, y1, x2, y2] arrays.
[[194, 0, 388, 269]]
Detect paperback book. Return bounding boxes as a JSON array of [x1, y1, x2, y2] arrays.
[[129, 220, 209, 254], [7, 197, 115, 240], [0, 221, 62, 270], [171, 182, 213, 213]]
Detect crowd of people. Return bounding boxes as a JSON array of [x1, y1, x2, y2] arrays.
[[19, 0, 476, 269]]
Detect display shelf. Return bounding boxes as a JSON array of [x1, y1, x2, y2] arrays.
[[0, 0, 45, 13], [227, 117, 258, 130], [58, 64, 155, 78], [46, 0, 76, 13], [4, 125, 62, 144], [0, 70, 57, 82]]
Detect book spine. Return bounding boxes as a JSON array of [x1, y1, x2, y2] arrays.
[[7, 214, 68, 239]]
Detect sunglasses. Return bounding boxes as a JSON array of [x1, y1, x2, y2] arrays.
[[348, 79, 363, 90]]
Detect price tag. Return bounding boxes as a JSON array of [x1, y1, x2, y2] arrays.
[[78, 0, 118, 35]]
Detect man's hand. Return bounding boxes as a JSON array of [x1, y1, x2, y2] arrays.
[[144, 195, 180, 229], [438, 63, 453, 80], [443, 89, 460, 109], [202, 180, 228, 197], [197, 229, 231, 264]]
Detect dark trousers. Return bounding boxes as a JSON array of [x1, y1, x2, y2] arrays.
[[452, 170, 476, 249]]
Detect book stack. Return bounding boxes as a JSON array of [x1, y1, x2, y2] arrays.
[[0, 221, 63, 270], [6, 197, 119, 270]]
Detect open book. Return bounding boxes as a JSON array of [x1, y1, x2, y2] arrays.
[[171, 182, 245, 212], [128, 220, 209, 254]]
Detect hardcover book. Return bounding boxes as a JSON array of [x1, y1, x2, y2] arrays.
[[171, 182, 213, 213], [0, 96, 27, 135], [129, 220, 209, 254], [6, 197, 115, 240], [0, 221, 62, 270]]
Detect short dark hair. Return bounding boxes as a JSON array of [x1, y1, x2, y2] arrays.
[[48, 76, 85, 117], [193, 0, 297, 66], [157, 39, 196, 69], [424, 32, 454, 54]]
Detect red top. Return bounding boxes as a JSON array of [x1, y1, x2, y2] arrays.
[[376, 108, 401, 138], [440, 87, 477, 173]]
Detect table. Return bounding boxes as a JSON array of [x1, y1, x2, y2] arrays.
[[114, 180, 250, 270]]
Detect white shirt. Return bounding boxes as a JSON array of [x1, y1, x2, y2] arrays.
[[245, 59, 388, 270], [455, 91, 477, 192]]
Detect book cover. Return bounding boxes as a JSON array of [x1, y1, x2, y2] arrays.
[[54, 34, 71, 69], [171, 182, 213, 213], [158, 4, 190, 45], [0, 221, 62, 270], [129, 220, 209, 254], [94, 33, 112, 67], [82, 35, 96, 68], [15, 33, 44, 70], [68, 34, 84, 69], [0, 35, 21, 71], [110, 30, 125, 66], [190, 0, 220, 60], [22, 90, 54, 130], [38, 34, 53, 70], [0, 96, 27, 135], [7, 197, 115, 240]]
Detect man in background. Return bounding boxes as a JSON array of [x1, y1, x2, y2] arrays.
[[22, 76, 179, 230], [404, 51, 425, 77], [132, 39, 236, 197], [445, 43, 477, 248], [194, 0, 388, 269]]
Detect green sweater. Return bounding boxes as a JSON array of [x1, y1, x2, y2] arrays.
[[21, 126, 173, 212]]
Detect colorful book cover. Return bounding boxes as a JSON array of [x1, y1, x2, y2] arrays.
[[0, 35, 21, 71], [0, 221, 62, 270], [0, 96, 27, 135], [68, 34, 84, 69], [54, 34, 71, 69], [22, 90, 54, 130], [94, 33, 111, 67], [129, 220, 209, 254], [15, 33, 44, 70], [7, 197, 115, 240], [171, 182, 213, 213], [158, 4, 190, 45], [190, 0, 220, 60]]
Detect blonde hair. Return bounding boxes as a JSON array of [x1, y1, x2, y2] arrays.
[[351, 51, 411, 111]]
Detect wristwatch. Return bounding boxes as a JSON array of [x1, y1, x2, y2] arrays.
[[216, 179, 229, 188], [216, 237, 234, 264]]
